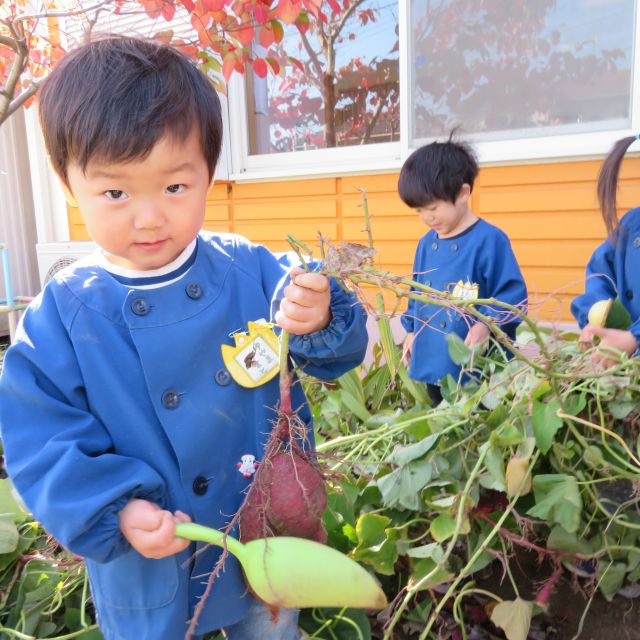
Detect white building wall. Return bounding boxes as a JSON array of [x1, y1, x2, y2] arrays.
[[0, 109, 40, 336]]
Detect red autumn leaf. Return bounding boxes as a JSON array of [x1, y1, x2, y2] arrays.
[[161, 3, 176, 20], [154, 29, 175, 43], [276, 0, 301, 25], [326, 0, 340, 14], [252, 57, 268, 78], [222, 52, 236, 81], [288, 55, 305, 72], [265, 56, 280, 74], [296, 11, 310, 34], [259, 25, 275, 48], [252, 4, 269, 23], [271, 19, 285, 42], [201, 0, 226, 12], [236, 23, 255, 45], [181, 0, 195, 11]]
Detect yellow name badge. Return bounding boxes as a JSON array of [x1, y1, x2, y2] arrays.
[[452, 279, 479, 301], [220, 321, 281, 388]]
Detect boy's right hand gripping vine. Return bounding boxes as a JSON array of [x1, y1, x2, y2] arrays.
[[119, 499, 192, 559], [276, 267, 331, 335]]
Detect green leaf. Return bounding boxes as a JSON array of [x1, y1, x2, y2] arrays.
[[377, 459, 433, 510], [582, 445, 606, 469], [0, 478, 28, 521], [482, 444, 506, 492], [486, 403, 509, 429], [353, 513, 390, 547], [406, 542, 444, 562], [527, 474, 583, 533], [324, 488, 356, 531], [397, 365, 430, 405], [429, 513, 470, 542], [447, 333, 471, 365], [387, 434, 438, 465], [338, 368, 365, 404], [609, 401, 637, 420], [563, 392, 587, 416], [409, 557, 453, 591], [491, 422, 524, 447], [597, 561, 626, 601], [352, 513, 399, 575], [546, 525, 591, 555], [532, 398, 563, 454], [0, 514, 19, 554], [490, 598, 533, 640], [339, 389, 371, 423]]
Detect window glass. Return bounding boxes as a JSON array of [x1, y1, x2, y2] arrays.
[[409, 0, 636, 143], [247, 0, 400, 154]]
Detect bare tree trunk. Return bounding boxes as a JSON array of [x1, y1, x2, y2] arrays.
[[323, 72, 336, 147]]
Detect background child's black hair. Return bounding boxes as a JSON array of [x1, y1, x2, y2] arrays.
[[39, 35, 223, 183], [398, 131, 478, 207], [597, 135, 636, 237]]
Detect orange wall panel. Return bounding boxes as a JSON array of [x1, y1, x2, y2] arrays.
[[67, 156, 640, 323]]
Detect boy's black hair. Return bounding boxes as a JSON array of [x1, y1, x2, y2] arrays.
[[39, 36, 223, 183], [398, 133, 478, 207]]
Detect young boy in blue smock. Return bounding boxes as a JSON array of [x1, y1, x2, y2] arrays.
[[399, 137, 527, 405], [0, 37, 368, 640], [571, 134, 640, 365]]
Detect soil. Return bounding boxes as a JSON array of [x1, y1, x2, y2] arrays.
[[366, 548, 640, 640], [475, 548, 640, 640]]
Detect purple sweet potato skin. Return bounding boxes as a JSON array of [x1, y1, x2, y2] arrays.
[[239, 451, 327, 543]]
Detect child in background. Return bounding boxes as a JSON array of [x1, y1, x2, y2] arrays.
[[0, 37, 367, 640], [399, 136, 527, 405], [571, 135, 640, 365]]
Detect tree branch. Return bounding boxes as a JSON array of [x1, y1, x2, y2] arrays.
[[298, 28, 323, 87], [12, 0, 114, 24], [0, 80, 39, 127], [0, 20, 28, 125]]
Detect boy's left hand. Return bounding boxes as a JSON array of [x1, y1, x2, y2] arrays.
[[464, 323, 490, 349], [579, 324, 638, 368], [276, 267, 332, 335]]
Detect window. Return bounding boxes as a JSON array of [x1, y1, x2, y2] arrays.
[[408, 0, 636, 146], [230, 0, 400, 177]]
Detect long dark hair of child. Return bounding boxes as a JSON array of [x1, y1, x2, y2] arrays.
[[597, 135, 637, 238]]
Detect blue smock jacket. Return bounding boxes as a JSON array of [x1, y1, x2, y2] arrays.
[[571, 207, 640, 348], [0, 232, 368, 639], [401, 219, 527, 384]]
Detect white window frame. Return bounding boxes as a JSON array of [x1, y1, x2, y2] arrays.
[[229, 0, 640, 181], [226, 47, 403, 182], [400, 0, 640, 166]]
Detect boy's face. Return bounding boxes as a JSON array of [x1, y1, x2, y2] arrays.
[[64, 127, 210, 271], [415, 184, 475, 239]]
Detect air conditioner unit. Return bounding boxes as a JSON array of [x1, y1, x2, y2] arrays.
[[36, 241, 97, 287]]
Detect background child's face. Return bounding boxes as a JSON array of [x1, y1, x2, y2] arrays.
[[64, 127, 210, 271], [415, 184, 474, 238]]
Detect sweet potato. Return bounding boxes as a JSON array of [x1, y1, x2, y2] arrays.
[[239, 448, 327, 543]]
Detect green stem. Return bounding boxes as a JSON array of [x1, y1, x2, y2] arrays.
[[383, 443, 491, 639], [415, 451, 540, 640], [357, 188, 375, 256], [175, 523, 245, 559]]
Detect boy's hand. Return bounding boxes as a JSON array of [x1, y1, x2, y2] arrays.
[[464, 323, 490, 348], [119, 499, 192, 559], [579, 325, 638, 368], [276, 267, 331, 335], [402, 333, 414, 366]]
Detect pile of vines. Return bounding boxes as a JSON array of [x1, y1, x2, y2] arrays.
[[293, 236, 640, 640]]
